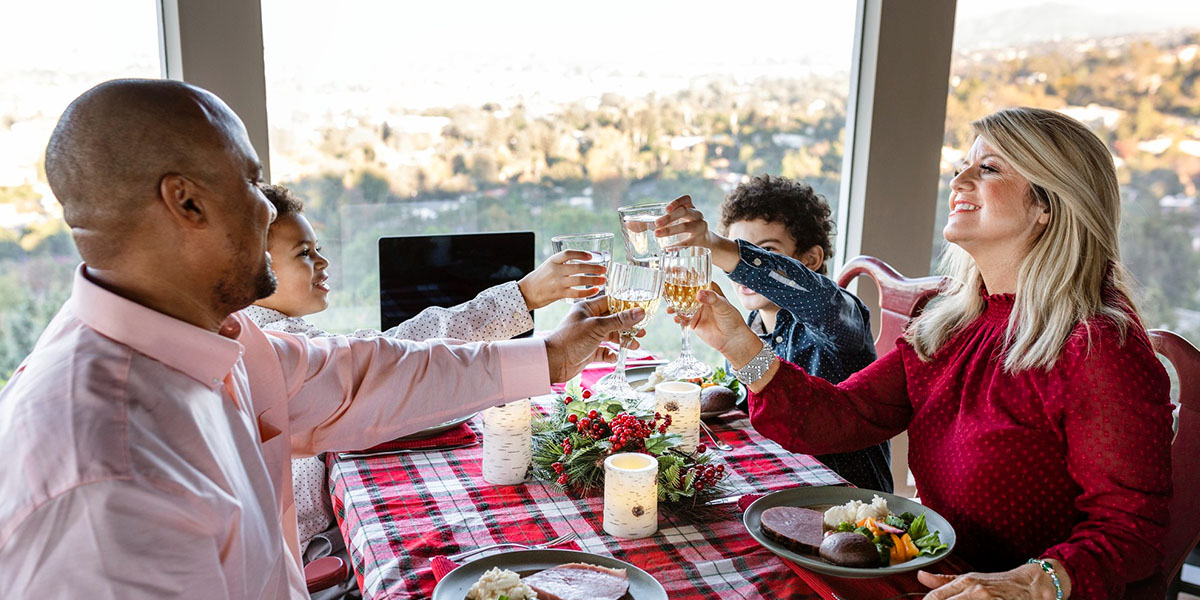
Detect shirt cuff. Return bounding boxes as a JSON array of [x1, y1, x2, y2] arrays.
[[727, 239, 772, 284], [497, 337, 552, 399], [494, 281, 535, 329]]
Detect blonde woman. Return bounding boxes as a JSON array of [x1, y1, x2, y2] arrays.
[[671, 107, 1173, 599]]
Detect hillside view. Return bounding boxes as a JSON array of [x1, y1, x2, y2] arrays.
[[1, 22, 1198, 380]]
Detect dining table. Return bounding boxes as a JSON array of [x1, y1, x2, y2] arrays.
[[327, 383, 859, 600]]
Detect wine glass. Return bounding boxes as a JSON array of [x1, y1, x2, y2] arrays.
[[617, 202, 681, 268], [551, 232, 613, 303], [591, 262, 665, 400], [660, 247, 713, 379]]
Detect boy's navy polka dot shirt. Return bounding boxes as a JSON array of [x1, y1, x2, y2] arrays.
[[729, 239, 893, 492]]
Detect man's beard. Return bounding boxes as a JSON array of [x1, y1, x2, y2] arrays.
[[214, 243, 278, 314]]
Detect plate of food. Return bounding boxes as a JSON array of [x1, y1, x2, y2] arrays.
[[398, 412, 477, 440], [432, 549, 667, 600], [602, 365, 746, 419], [743, 487, 954, 579]]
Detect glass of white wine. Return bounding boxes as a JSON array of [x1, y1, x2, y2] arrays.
[[591, 262, 665, 400], [660, 247, 713, 379], [551, 232, 613, 302], [617, 202, 681, 268]]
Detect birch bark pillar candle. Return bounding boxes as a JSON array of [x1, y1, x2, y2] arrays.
[[654, 381, 701, 452], [602, 452, 658, 539], [480, 398, 531, 485]]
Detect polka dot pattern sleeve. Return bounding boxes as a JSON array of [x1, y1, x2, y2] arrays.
[[359, 281, 533, 343], [1039, 322, 1173, 599]]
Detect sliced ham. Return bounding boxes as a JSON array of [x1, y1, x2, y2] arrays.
[[759, 506, 826, 555], [523, 562, 630, 600]]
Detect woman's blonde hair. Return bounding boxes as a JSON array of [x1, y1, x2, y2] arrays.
[[905, 107, 1140, 371]]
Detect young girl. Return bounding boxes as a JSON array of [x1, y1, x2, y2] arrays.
[[656, 176, 892, 493], [244, 184, 605, 580]]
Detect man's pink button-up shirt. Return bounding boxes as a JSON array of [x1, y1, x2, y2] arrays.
[[0, 265, 550, 598]]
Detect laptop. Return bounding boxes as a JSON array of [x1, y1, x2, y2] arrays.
[[378, 231, 535, 336]]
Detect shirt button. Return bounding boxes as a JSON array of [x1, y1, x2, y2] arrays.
[[212, 377, 220, 386], [775, 336, 784, 343], [753, 258, 762, 266]]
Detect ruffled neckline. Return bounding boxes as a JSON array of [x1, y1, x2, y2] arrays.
[[980, 287, 1015, 323]]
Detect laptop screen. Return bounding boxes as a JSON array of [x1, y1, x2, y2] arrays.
[[378, 231, 535, 335]]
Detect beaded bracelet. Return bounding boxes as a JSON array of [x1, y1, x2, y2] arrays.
[[1027, 558, 1064, 600]]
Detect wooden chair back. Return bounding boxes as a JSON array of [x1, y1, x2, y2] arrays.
[[835, 255, 945, 356], [1128, 330, 1200, 599]]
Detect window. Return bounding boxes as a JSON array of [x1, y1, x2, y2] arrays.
[[261, 0, 858, 364], [932, 0, 1200, 342], [0, 1, 160, 381]]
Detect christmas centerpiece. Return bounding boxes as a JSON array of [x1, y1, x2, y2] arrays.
[[531, 378, 730, 511]]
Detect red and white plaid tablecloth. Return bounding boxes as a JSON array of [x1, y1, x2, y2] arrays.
[[328, 395, 848, 599]]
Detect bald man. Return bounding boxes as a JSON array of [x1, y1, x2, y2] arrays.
[[0, 79, 642, 598]]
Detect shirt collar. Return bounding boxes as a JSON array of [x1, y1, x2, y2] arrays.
[[242, 304, 290, 328], [749, 311, 768, 336], [68, 264, 245, 388]]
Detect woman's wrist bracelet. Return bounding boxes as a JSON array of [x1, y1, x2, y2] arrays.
[[1027, 558, 1064, 600]]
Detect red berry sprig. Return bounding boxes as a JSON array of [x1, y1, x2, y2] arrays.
[[685, 462, 724, 491]]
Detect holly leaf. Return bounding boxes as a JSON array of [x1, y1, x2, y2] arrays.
[[644, 432, 680, 455]]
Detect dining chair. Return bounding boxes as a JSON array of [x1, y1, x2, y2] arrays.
[[1125, 329, 1200, 600], [835, 256, 945, 498]]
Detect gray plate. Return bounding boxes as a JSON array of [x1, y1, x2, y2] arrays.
[[431, 548, 667, 600], [743, 487, 956, 579], [397, 412, 476, 440], [598, 365, 746, 418]]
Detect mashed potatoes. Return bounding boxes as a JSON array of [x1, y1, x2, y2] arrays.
[[637, 368, 667, 393], [466, 567, 538, 600], [822, 495, 890, 528]]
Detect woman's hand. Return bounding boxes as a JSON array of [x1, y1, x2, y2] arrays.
[[918, 561, 1069, 600], [518, 250, 607, 309], [654, 195, 741, 272], [673, 283, 758, 358]]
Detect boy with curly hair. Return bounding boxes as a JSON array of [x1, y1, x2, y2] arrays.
[[658, 175, 891, 492]]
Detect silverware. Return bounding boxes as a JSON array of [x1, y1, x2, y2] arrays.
[[336, 441, 479, 459], [701, 495, 742, 506], [447, 531, 580, 562], [699, 420, 733, 451]]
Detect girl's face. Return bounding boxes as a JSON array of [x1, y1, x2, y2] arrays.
[[725, 219, 799, 313], [256, 213, 330, 317], [944, 137, 1049, 259]]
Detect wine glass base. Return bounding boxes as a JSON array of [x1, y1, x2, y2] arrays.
[[661, 356, 713, 380], [590, 376, 643, 401]]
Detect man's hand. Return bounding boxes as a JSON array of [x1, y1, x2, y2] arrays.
[[517, 250, 607, 310], [653, 194, 741, 272], [918, 562, 1070, 600], [543, 296, 645, 383]]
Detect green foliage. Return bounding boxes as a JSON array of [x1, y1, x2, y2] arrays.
[[530, 384, 727, 512]]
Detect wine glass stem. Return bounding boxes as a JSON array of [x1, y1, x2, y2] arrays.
[[679, 322, 694, 360], [612, 333, 632, 386]]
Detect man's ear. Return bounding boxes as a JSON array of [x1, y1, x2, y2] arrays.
[[799, 244, 824, 272], [158, 174, 207, 228]]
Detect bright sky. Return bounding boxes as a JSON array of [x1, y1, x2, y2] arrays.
[[4, 0, 1198, 78], [259, 0, 856, 84]]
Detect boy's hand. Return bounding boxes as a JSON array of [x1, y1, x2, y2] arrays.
[[654, 195, 741, 272], [518, 250, 607, 310]]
